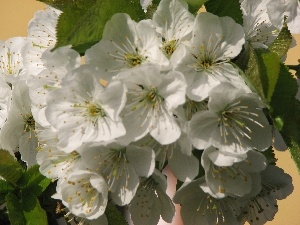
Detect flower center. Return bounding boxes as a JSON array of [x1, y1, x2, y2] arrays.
[[23, 114, 35, 132], [86, 103, 106, 118], [162, 39, 178, 57], [130, 86, 164, 111], [124, 52, 145, 68]]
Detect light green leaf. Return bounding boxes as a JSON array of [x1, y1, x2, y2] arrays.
[[204, 0, 243, 25], [0, 149, 24, 184], [268, 16, 292, 59], [236, 45, 280, 103], [54, 0, 146, 54], [105, 203, 128, 225], [17, 165, 51, 197], [22, 192, 48, 225], [5, 192, 26, 225]]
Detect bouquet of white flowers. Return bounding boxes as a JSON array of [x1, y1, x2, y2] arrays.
[[0, 0, 300, 224]]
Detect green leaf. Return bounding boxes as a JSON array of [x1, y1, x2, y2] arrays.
[[289, 139, 300, 172], [0, 149, 24, 184], [204, 0, 243, 25], [236, 45, 280, 103], [54, 0, 146, 54], [269, 64, 298, 128], [0, 180, 14, 204], [17, 165, 51, 197], [268, 16, 292, 59], [37, 0, 91, 11], [22, 192, 48, 225], [184, 0, 208, 14], [5, 192, 26, 225], [105, 203, 128, 225], [269, 65, 300, 170]]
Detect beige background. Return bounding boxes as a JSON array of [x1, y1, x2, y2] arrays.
[[0, 1, 299, 224]]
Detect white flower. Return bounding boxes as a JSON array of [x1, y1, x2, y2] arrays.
[[85, 13, 169, 79], [53, 170, 108, 220], [238, 165, 293, 225], [79, 142, 155, 206], [152, 0, 194, 64], [266, 0, 300, 34], [0, 81, 38, 166], [174, 12, 245, 101], [0, 37, 26, 83], [117, 65, 186, 145], [173, 177, 244, 225], [28, 46, 81, 127], [202, 146, 267, 198], [140, 0, 153, 11], [188, 83, 272, 154], [28, 46, 81, 109], [45, 66, 126, 152], [241, 0, 279, 49], [22, 6, 61, 76], [36, 128, 83, 180], [0, 76, 11, 130], [135, 134, 199, 182], [129, 169, 175, 225]]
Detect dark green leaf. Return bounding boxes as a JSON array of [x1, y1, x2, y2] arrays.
[[269, 64, 298, 129], [0, 180, 14, 204], [105, 203, 128, 225], [17, 165, 51, 197], [261, 147, 277, 165], [205, 0, 243, 25], [269, 65, 300, 171], [5, 192, 26, 225], [184, 0, 208, 14], [236, 45, 280, 104], [0, 149, 24, 184], [22, 192, 48, 225], [54, 0, 146, 54], [268, 16, 292, 59], [289, 139, 300, 172]]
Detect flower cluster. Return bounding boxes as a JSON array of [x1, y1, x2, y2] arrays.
[[0, 0, 299, 224]]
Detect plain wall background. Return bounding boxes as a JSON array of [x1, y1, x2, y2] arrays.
[[0, 1, 299, 224]]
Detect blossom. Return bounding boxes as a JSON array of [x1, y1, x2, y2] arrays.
[[129, 169, 175, 225], [45, 66, 126, 152], [140, 0, 153, 11], [53, 170, 108, 220], [135, 134, 199, 182], [0, 76, 11, 130], [36, 128, 83, 180], [188, 83, 272, 154], [238, 165, 293, 225], [240, 0, 279, 48], [173, 177, 244, 225], [117, 65, 186, 145], [152, 0, 194, 64], [266, 0, 300, 34], [21, 6, 61, 76], [79, 142, 155, 206], [201, 146, 267, 198], [85, 13, 169, 80], [0, 37, 26, 83], [174, 12, 245, 101], [0, 81, 38, 166]]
